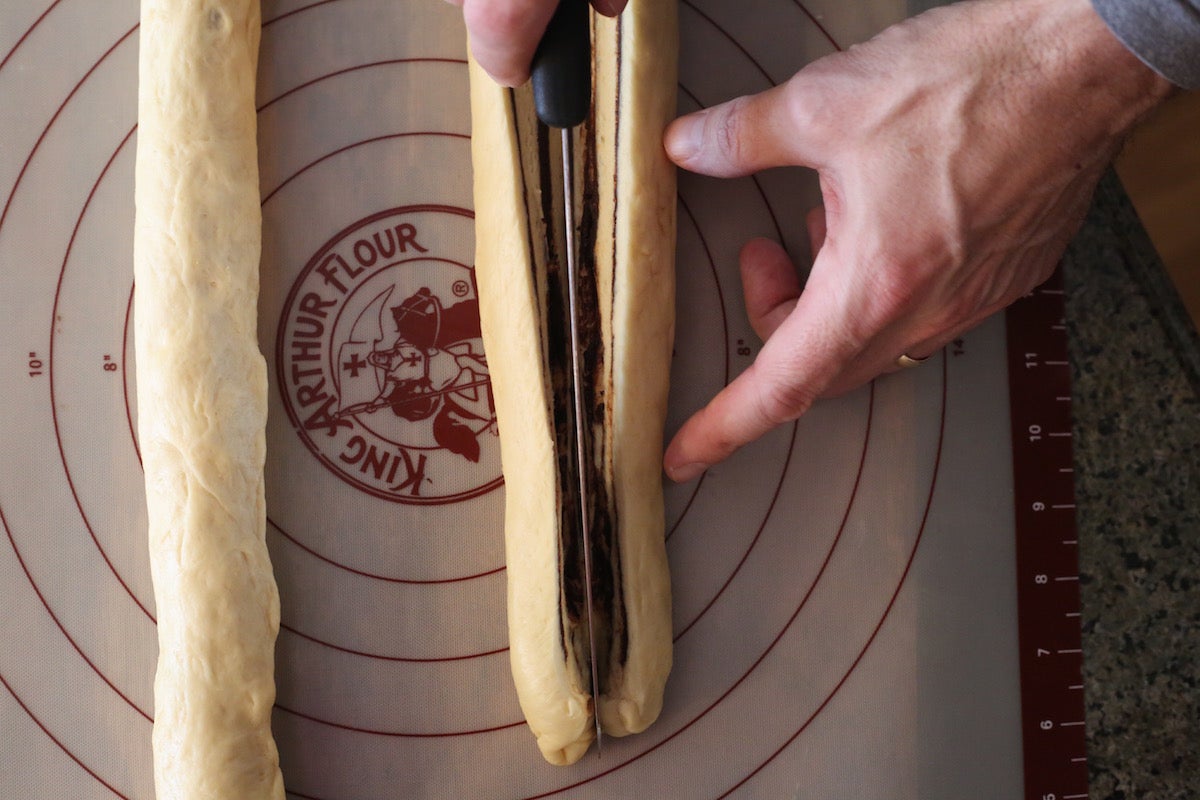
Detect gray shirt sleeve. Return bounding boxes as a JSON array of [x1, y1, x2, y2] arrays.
[[1092, 0, 1200, 90]]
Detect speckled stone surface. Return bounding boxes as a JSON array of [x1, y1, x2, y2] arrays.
[[1063, 172, 1200, 799]]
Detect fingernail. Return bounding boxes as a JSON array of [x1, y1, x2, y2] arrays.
[[665, 112, 705, 163], [591, 0, 620, 16], [666, 461, 708, 483]]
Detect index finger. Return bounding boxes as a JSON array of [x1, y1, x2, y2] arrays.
[[662, 262, 862, 482]]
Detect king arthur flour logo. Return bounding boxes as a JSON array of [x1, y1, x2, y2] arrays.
[[277, 206, 502, 504]]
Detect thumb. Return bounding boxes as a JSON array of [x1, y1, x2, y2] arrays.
[[664, 80, 819, 177]]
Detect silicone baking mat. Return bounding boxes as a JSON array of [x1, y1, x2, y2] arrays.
[[0, 1, 1086, 797]]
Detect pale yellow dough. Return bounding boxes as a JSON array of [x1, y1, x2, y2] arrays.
[[469, 0, 678, 766], [134, 1, 284, 798]]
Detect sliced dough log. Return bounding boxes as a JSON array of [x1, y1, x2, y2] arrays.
[[134, 1, 284, 797], [469, 0, 678, 766]]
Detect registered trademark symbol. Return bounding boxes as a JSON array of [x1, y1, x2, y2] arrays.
[[452, 279, 470, 298]]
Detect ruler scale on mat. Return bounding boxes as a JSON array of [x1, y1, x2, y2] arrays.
[[0, 1, 1086, 797], [1006, 273, 1090, 800]]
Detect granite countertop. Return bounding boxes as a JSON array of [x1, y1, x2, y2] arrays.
[[1063, 171, 1199, 799]]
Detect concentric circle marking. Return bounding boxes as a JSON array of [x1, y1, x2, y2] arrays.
[[49, 123, 151, 621], [715, 356, 947, 799], [0, 1, 66, 72], [278, 621, 510, 664], [0, 669, 128, 799], [267, 517, 506, 585]]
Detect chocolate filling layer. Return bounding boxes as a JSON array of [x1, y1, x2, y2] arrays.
[[508, 74, 624, 700]]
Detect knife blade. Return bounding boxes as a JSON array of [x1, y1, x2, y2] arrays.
[[530, 0, 603, 756]]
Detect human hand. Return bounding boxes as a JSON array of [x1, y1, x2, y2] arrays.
[[445, 0, 628, 86], [662, 0, 1172, 483]]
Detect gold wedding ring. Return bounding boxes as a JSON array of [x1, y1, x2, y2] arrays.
[[895, 353, 928, 369]]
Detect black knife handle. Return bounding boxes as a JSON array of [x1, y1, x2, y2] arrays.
[[530, 0, 591, 129]]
